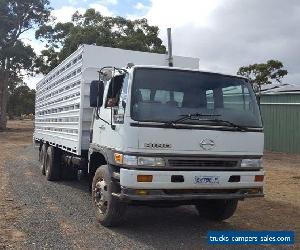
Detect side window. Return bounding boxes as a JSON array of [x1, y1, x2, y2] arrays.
[[111, 74, 128, 124], [118, 74, 129, 109], [105, 75, 125, 108]]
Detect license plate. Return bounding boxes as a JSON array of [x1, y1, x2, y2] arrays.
[[194, 176, 219, 184]]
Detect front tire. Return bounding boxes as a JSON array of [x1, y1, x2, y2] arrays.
[[92, 165, 126, 227], [195, 199, 238, 221], [45, 146, 61, 181]]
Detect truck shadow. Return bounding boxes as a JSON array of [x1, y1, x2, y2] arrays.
[[101, 205, 240, 249], [57, 178, 91, 193], [107, 198, 299, 249]]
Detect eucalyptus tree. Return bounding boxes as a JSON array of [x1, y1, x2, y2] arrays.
[[0, 0, 51, 129]]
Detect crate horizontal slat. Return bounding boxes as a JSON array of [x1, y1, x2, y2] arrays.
[[36, 95, 81, 112], [36, 85, 81, 108], [36, 75, 82, 103]]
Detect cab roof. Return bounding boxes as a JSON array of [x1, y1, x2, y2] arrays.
[[131, 65, 248, 81]]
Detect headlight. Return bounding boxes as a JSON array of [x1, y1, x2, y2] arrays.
[[138, 156, 165, 166], [123, 155, 138, 165], [241, 159, 262, 168], [114, 153, 165, 166]]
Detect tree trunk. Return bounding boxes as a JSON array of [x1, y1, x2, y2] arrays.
[[0, 70, 9, 130]]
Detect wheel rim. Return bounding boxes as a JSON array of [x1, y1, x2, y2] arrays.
[[93, 178, 109, 214]]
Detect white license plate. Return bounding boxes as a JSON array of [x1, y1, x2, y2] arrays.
[[194, 176, 219, 184]]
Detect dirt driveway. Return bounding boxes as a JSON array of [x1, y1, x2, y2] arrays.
[[0, 120, 299, 249]]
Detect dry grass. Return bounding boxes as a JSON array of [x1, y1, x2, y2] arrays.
[[263, 152, 300, 206]]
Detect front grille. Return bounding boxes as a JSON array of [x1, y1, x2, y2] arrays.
[[168, 159, 238, 168]]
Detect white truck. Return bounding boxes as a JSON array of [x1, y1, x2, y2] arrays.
[[34, 44, 264, 227]]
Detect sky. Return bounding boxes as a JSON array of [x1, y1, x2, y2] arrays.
[[22, 0, 300, 89]]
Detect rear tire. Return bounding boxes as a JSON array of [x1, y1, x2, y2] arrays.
[[92, 165, 126, 227], [39, 144, 48, 175], [45, 146, 61, 181], [195, 199, 238, 221]]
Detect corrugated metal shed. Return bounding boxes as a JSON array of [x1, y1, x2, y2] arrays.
[[260, 84, 300, 153]]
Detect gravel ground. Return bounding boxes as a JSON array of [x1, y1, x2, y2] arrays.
[[1, 121, 299, 249], [4, 146, 222, 250]]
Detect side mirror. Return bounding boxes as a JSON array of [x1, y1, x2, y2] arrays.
[[90, 80, 104, 107]]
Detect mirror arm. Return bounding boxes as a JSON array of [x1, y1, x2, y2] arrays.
[[95, 102, 110, 125], [100, 117, 111, 125]]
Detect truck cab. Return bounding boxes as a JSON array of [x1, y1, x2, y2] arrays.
[[88, 65, 264, 226]]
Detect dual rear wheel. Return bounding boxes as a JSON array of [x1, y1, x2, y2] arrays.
[[38, 144, 77, 181]]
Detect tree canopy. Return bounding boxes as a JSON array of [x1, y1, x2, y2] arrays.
[[0, 0, 51, 129], [237, 60, 288, 93], [35, 8, 166, 74], [0, 0, 51, 82]]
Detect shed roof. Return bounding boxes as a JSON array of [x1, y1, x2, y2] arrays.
[[261, 83, 300, 94]]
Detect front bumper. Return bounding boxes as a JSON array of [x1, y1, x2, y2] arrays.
[[118, 168, 264, 201], [120, 169, 264, 189], [117, 188, 264, 201]]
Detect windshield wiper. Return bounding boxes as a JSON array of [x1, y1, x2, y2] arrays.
[[166, 113, 221, 126], [197, 118, 249, 131], [166, 114, 248, 131]]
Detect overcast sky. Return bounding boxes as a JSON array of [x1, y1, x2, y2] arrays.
[[23, 0, 300, 88]]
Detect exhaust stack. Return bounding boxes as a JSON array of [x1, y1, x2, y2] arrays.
[[167, 28, 173, 67]]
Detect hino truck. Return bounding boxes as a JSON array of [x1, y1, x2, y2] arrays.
[[34, 44, 264, 227]]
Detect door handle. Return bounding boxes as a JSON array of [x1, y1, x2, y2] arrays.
[[99, 125, 105, 130]]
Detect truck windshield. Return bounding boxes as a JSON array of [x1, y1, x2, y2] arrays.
[[131, 68, 262, 129]]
